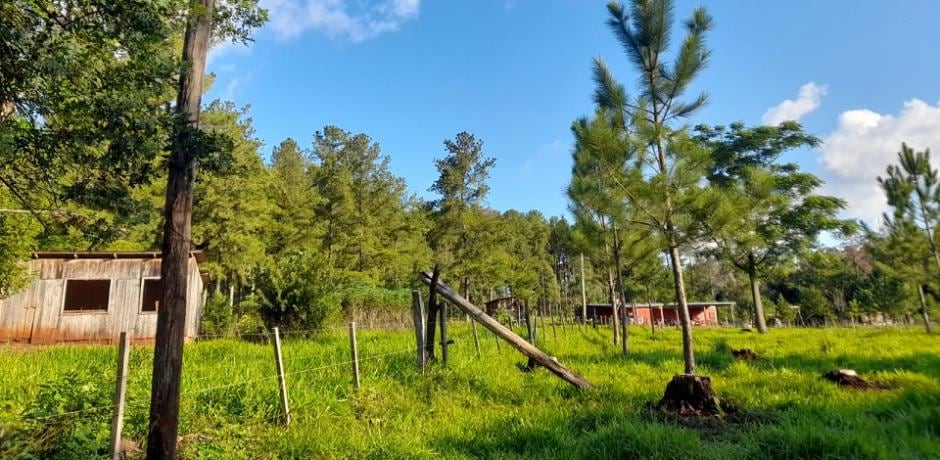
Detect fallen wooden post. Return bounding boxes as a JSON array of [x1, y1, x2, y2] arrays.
[[420, 271, 593, 390]]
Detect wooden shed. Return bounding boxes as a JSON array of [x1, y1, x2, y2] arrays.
[[485, 296, 523, 322], [577, 301, 734, 326], [0, 251, 207, 344]]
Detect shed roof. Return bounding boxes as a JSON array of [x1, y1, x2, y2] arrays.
[[588, 301, 735, 309], [32, 251, 208, 264]]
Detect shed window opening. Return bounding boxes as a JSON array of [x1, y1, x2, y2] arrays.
[[63, 280, 111, 312], [141, 278, 162, 312]]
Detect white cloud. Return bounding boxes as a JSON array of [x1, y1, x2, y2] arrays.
[[262, 0, 420, 42], [762, 82, 828, 125], [819, 98, 940, 225]]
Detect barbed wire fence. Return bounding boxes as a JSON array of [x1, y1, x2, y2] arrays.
[[3, 290, 585, 457], [7, 320, 430, 457]]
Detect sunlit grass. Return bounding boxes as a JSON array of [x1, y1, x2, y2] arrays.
[[1, 324, 938, 458]]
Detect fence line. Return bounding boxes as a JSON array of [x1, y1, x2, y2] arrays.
[[23, 346, 413, 424]]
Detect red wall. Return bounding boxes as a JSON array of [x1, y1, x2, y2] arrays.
[[616, 306, 718, 326]]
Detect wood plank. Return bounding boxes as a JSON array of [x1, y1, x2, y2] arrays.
[[420, 272, 592, 390]]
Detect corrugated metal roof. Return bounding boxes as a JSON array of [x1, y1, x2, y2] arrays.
[[587, 301, 735, 309], [32, 251, 208, 264]]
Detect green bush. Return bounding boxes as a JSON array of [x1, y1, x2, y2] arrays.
[[2, 372, 112, 459], [252, 251, 344, 330]]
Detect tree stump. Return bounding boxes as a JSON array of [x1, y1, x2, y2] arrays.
[[731, 349, 759, 360], [655, 374, 724, 417], [822, 369, 869, 389], [522, 355, 559, 372]]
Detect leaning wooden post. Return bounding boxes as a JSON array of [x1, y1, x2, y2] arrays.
[[411, 291, 427, 372], [110, 332, 132, 460], [272, 327, 291, 425], [420, 272, 592, 389], [349, 322, 361, 389]]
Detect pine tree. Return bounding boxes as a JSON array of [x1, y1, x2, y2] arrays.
[[270, 138, 319, 254], [587, 0, 719, 376], [696, 122, 855, 333], [878, 143, 940, 333]]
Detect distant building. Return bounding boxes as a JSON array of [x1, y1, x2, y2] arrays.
[[485, 296, 523, 321], [0, 251, 207, 344], [577, 301, 734, 326]]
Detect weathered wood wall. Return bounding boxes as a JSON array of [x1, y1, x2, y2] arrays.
[[0, 257, 204, 343]]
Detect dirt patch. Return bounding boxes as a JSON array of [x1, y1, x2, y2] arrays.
[[731, 349, 759, 361]]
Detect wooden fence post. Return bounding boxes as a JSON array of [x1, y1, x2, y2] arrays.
[[109, 332, 131, 460], [272, 327, 291, 425], [550, 304, 558, 340], [440, 303, 449, 367], [471, 320, 481, 358], [525, 304, 535, 345], [411, 291, 426, 372], [621, 307, 628, 356], [349, 322, 361, 389]]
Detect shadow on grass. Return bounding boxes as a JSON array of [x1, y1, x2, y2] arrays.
[[429, 385, 939, 460], [753, 352, 940, 379]]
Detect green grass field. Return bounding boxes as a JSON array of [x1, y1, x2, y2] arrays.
[[1, 324, 938, 459]]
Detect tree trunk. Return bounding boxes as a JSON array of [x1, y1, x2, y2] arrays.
[[611, 225, 628, 353], [918, 284, 933, 334], [747, 253, 768, 333], [147, 1, 213, 457], [525, 302, 535, 345], [580, 253, 587, 323], [607, 268, 619, 345], [667, 243, 696, 375]]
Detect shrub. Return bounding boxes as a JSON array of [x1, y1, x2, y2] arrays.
[[252, 251, 344, 330]]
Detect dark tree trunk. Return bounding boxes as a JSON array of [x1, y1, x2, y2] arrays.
[[147, 1, 213, 457]]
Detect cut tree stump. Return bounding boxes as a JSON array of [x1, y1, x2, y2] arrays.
[[731, 349, 759, 361], [655, 374, 725, 417], [522, 355, 559, 372], [822, 369, 869, 389]]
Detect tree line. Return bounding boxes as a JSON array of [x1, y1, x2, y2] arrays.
[[1, 0, 937, 343]]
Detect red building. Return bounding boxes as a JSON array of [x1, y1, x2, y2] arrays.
[[579, 302, 734, 326]]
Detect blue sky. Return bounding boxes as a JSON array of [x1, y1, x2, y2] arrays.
[[207, 0, 940, 226]]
